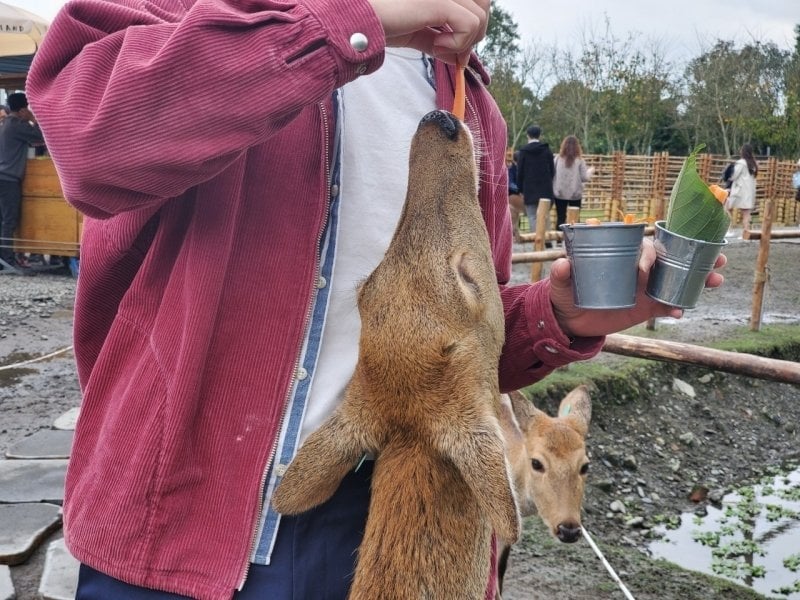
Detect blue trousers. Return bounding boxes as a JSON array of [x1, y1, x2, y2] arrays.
[[76, 462, 373, 599]]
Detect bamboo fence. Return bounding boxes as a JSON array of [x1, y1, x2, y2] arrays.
[[560, 152, 800, 227]]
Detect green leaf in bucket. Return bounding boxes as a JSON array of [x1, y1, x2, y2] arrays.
[[665, 144, 730, 242]]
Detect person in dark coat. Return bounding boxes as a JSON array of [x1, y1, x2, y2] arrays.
[[516, 125, 554, 237]]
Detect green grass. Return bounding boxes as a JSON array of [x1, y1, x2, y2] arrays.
[[520, 323, 800, 404]]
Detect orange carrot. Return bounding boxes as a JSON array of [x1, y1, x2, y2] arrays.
[[623, 213, 635, 224], [452, 63, 466, 121], [708, 184, 729, 204]]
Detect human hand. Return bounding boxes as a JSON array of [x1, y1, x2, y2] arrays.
[[367, 0, 489, 64], [19, 107, 35, 124], [549, 239, 726, 339]]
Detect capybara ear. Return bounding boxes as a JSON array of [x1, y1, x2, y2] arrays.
[[443, 425, 520, 544], [558, 385, 592, 437], [272, 410, 363, 515]]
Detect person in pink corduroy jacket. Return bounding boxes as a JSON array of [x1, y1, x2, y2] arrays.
[[27, 1, 725, 598]]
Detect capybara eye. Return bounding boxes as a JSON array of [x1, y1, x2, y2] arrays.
[[531, 459, 544, 472], [580, 463, 589, 475]]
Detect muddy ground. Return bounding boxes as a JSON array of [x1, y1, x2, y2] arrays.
[[1, 236, 799, 599]]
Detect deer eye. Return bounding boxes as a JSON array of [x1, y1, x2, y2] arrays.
[[580, 463, 590, 475], [531, 459, 544, 472]]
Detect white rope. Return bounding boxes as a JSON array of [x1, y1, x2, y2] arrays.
[[0, 345, 74, 371], [582, 526, 637, 600]]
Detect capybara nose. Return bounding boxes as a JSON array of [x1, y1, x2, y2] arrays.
[[420, 110, 458, 140], [556, 523, 581, 544]]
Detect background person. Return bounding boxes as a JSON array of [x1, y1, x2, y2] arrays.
[[27, 0, 723, 598], [516, 124, 554, 238], [725, 143, 758, 235], [0, 92, 45, 271], [507, 148, 524, 241], [552, 134, 594, 230]]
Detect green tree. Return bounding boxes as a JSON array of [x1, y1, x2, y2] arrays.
[[682, 40, 789, 156], [479, 4, 520, 61], [780, 24, 800, 157]]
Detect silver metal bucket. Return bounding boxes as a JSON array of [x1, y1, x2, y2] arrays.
[[560, 223, 645, 309], [646, 220, 727, 309]]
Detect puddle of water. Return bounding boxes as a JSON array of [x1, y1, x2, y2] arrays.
[[649, 469, 800, 598]]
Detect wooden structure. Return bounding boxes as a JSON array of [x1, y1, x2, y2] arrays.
[[17, 158, 81, 257], [517, 153, 799, 229], [603, 334, 800, 385], [581, 152, 800, 226]]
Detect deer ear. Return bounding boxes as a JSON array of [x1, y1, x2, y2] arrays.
[[508, 389, 537, 429], [558, 385, 592, 436]]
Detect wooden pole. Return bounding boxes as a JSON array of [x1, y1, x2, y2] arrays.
[[611, 152, 625, 217], [530, 199, 551, 282], [512, 249, 566, 264], [647, 155, 668, 332], [750, 199, 775, 332], [742, 228, 800, 240], [567, 206, 581, 225], [603, 334, 800, 385]]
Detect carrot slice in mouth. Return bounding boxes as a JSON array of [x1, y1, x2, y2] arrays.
[[452, 63, 465, 121]]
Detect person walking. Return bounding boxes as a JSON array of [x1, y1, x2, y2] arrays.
[[552, 135, 594, 230], [27, 1, 724, 598], [725, 143, 758, 236], [0, 92, 45, 271], [507, 149, 524, 241], [515, 125, 554, 237]]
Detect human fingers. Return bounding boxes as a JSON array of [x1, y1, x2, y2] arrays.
[[704, 252, 727, 289], [368, 0, 488, 63], [549, 253, 681, 339], [638, 238, 656, 272]]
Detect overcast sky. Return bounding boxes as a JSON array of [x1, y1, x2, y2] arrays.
[[499, 0, 796, 60], [28, 0, 798, 61]]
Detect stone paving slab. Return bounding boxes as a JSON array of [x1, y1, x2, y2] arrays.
[[0, 565, 12, 600], [5, 429, 73, 459], [0, 503, 62, 566], [0, 460, 67, 504], [39, 538, 79, 600], [53, 407, 80, 431]]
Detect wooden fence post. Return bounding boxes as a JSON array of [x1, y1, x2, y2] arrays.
[[530, 199, 551, 282], [750, 199, 775, 332], [567, 206, 581, 225], [646, 152, 670, 331], [697, 152, 712, 182], [611, 152, 625, 219], [762, 157, 778, 227]]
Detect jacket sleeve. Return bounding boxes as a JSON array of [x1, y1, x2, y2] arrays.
[[498, 281, 604, 393], [731, 161, 746, 183], [26, 0, 385, 218], [579, 158, 592, 183], [15, 121, 46, 146]]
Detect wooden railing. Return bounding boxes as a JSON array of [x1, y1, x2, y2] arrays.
[[573, 153, 799, 226]]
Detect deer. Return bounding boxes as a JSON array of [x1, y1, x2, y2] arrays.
[[495, 386, 592, 598], [272, 110, 520, 599]]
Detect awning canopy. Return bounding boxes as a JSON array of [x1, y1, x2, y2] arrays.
[[0, 2, 49, 57]]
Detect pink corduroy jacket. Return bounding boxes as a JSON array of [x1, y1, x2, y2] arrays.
[[27, 0, 603, 598]]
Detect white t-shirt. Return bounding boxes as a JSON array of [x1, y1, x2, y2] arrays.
[[299, 48, 436, 442]]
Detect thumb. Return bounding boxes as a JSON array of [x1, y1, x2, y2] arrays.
[[549, 257, 572, 291]]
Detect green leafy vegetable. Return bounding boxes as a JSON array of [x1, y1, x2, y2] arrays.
[[665, 144, 730, 242]]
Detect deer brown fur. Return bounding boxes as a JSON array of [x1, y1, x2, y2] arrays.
[[272, 110, 519, 599], [495, 387, 592, 597]]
